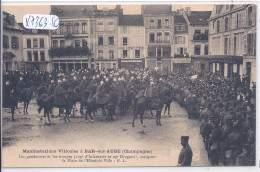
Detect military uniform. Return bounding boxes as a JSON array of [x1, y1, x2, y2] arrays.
[[178, 144, 193, 166]]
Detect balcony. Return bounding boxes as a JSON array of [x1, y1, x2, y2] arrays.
[[174, 54, 190, 58], [193, 33, 208, 41], [173, 54, 191, 63], [49, 46, 91, 57]]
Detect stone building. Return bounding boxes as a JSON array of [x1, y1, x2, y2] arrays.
[[19, 24, 51, 71], [117, 15, 146, 69], [3, 11, 23, 71], [94, 6, 122, 70], [192, 4, 256, 87], [142, 5, 174, 71], [50, 5, 97, 71]]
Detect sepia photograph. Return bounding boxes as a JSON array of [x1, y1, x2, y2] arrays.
[[1, 2, 257, 169]]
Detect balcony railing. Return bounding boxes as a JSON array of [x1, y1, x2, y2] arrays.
[[193, 33, 208, 41], [174, 54, 190, 58], [49, 46, 91, 57]]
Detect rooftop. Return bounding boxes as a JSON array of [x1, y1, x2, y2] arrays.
[[3, 11, 23, 31], [119, 15, 144, 26], [18, 23, 49, 34], [50, 5, 97, 17], [142, 5, 172, 14], [186, 11, 211, 25], [174, 15, 186, 24]]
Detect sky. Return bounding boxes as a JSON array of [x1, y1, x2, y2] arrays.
[[3, 4, 214, 23]]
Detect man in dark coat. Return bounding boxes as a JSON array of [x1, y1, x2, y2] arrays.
[[3, 80, 14, 108], [16, 76, 26, 101], [177, 136, 193, 166], [48, 80, 56, 95], [54, 80, 66, 106]]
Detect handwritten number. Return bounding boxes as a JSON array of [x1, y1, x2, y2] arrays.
[[43, 18, 47, 28], [35, 16, 39, 28]]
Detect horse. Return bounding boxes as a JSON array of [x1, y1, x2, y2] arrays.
[[4, 90, 19, 121], [37, 89, 78, 123], [132, 87, 167, 127], [19, 86, 34, 114]]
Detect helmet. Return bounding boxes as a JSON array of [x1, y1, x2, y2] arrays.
[[63, 78, 66, 82], [73, 76, 77, 80], [100, 81, 104, 85], [105, 78, 109, 82], [58, 80, 62, 83], [51, 80, 55, 83], [113, 78, 117, 82], [83, 76, 86, 80]]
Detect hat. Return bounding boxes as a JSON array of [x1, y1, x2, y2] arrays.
[[58, 80, 62, 83], [181, 136, 189, 141]]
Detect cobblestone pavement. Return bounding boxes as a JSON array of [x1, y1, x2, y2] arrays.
[[2, 99, 210, 167]]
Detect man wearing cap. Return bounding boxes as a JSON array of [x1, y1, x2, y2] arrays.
[[48, 80, 56, 95], [177, 136, 193, 166]]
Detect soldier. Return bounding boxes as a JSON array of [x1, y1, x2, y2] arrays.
[[79, 76, 88, 91], [177, 136, 193, 166], [16, 76, 26, 101], [70, 76, 79, 90], [3, 80, 14, 108], [48, 80, 56, 95], [236, 144, 251, 166], [54, 80, 66, 106]]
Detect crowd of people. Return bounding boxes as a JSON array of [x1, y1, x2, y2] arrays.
[[2, 68, 256, 166]]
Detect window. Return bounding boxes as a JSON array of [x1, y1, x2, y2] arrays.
[[108, 21, 114, 30], [224, 37, 228, 55], [109, 36, 114, 45], [33, 38, 38, 48], [163, 47, 171, 57], [40, 38, 44, 48], [11, 36, 19, 49], [60, 40, 65, 48], [204, 44, 208, 55], [150, 19, 155, 28], [123, 50, 127, 58], [74, 23, 79, 34], [40, 51, 45, 61], [157, 32, 162, 43], [194, 45, 201, 55], [97, 21, 104, 31], [148, 47, 156, 57], [164, 32, 170, 43], [59, 23, 64, 34], [96, 63, 100, 70], [98, 35, 103, 45], [82, 39, 87, 48], [149, 33, 155, 43], [135, 50, 140, 58], [247, 33, 255, 55], [27, 51, 32, 61], [33, 51, 38, 61], [123, 27, 127, 33], [109, 50, 114, 59], [165, 19, 169, 28], [248, 6, 253, 26], [66, 24, 72, 33], [234, 35, 237, 55], [157, 48, 161, 57], [158, 19, 161, 28], [3, 35, 9, 49], [176, 25, 184, 31], [98, 50, 103, 60], [225, 17, 229, 31], [82, 23, 87, 33], [123, 37, 128, 46], [52, 40, 58, 48], [217, 20, 220, 33], [75, 40, 80, 48], [195, 30, 201, 34], [27, 39, 31, 48], [91, 43, 94, 50]]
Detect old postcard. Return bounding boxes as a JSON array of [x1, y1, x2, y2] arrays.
[[1, 2, 257, 168]]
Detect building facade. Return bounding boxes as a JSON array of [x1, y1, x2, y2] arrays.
[[19, 24, 51, 71], [3, 11, 23, 71], [172, 10, 190, 73], [193, 4, 256, 87], [117, 15, 146, 69], [94, 6, 122, 70], [142, 5, 174, 71], [50, 5, 97, 71]]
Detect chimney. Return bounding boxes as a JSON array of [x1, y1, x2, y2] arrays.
[[116, 5, 121, 11], [185, 7, 191, 16]]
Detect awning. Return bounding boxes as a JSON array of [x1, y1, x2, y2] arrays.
[[3, 52, 16, 59]]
